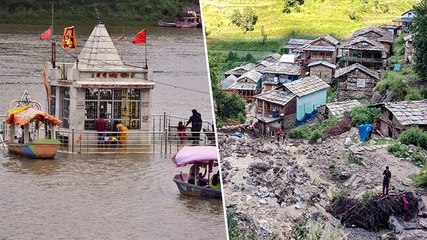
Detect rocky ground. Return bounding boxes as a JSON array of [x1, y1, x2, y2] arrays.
[[219, 129, 427, 239]]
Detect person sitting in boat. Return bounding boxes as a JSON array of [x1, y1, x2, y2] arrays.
[[188, 164, 208, 186], [209, 170, 221, 190]]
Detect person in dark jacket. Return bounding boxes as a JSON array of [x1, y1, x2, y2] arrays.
[[185, 109, 203, 143], [383, 166, 391, 195]]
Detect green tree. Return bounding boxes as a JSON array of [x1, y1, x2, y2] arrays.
[[413, 0, 427, 80], [230, 7, 258, 32]]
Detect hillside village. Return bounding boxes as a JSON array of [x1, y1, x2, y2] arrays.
[[218, 9, 427, 240]]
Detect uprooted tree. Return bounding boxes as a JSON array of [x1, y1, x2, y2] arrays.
[[230, 7, 258, 32]]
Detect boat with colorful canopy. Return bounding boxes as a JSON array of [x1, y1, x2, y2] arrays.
[[172, 146, 222, 199], [4, 92, 62, 159]]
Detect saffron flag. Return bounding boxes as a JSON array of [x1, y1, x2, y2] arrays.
[[60, 26, 77, 50], [40, 26, 52, 40], [131, 29, 146, 44]]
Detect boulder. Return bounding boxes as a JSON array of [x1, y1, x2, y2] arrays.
[[388, 216, 404, 234]]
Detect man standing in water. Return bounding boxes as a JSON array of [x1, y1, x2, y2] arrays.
[[186, 109, 203, 144], [95, 113, 108, 146], [383, 166, 391, 195]]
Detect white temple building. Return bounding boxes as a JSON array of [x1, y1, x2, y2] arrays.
[[47, 23, 154, 134]]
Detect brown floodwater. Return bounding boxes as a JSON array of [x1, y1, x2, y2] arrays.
[[0, 24, 225, 240]]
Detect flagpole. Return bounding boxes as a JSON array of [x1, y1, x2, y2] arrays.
[[145, 43, 148, 69], [51, 4, 56, 69]]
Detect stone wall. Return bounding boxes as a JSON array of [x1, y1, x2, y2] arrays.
[[337, 69, 378, 101], [310, 65, 333, 84]]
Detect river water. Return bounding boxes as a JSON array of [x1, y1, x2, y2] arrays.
[[0, 25, 226, 239]]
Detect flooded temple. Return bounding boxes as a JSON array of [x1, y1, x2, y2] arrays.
[[46, 23, 154, 152]]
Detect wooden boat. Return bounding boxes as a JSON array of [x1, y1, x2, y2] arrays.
[[4, 92, 62, 159], [172, 146, 222, 199], [8, 139, 61, 159], [159, 10, 200, 28]]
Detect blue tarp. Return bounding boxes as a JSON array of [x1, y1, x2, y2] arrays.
[[358, 124, 375, 142], [233, 132, 243, 138], [393, 63, 401, 71], [296, 109, 318, 126]]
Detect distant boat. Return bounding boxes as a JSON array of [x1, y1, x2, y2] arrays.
[[159, 10, 201, 29]]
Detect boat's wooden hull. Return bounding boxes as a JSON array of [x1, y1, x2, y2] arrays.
[[8, 139, 61, 159], [173, 174, 222, 199]]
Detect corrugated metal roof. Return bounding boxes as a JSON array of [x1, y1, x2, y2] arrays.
[[334, 63, 380, 79], [308, 60, 336, 69], [384, 100, 427, 126], [284, 75, 330, 97], [352, 26, 394, 43], [255, 88, 296, 106], [325, 100, 362, 117], [262, 62, 301, 75], [78, 24, 125, 69]]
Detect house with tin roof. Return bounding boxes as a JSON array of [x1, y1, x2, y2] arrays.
[[375, 100, 427, 138], [334, 63, 380, 101]]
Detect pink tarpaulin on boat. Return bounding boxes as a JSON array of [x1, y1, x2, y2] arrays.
[[172, 146, 218, 167]]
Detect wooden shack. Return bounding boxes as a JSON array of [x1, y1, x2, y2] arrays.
[[307, 60, 337, 84], [227, 70, 262, 101], [334, 63, 380, 101], [302, 34, 339, 64], [352, 26, 394, 57], [338, 37, 385, 70], [376, 100, 427, 138]]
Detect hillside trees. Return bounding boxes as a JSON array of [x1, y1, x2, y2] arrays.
[[230, 7, 258, 32], [413, 0, 427, 80], [283, 0, 305, 13]]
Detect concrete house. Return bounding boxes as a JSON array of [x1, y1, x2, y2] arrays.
[[307, 60, 337, 84], [334, 63, 380, 101], [376, 100, 427, 138], [338, 37, 385, 70], [302, 34, 340, 64], [352, 26, 394, 57]]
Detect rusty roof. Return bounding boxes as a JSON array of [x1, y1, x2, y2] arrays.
[[384, 100, 427, 126], [284, 75, 330, 97], [334, 63, 380, 80]]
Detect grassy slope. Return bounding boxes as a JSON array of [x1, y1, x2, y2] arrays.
[[203, 0, 419, 42]]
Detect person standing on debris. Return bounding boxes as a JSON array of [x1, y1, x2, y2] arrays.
[[277, 127, 283, 145], [185, 109, 203, 143], [383, 166, 391, 195]]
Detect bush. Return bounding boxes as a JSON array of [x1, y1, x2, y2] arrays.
[[399, 127, 427, 149], [289, 125, 311, 139], [388, 142, 408, 157], [309, 129, 322, 143], [412, 162, 427, 187], [361, 191, 372, 206], [405, 89, 423, 100], [349, 106, 380, 126]]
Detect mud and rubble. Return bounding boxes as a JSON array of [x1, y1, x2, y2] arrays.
[[219, 129, 427, 239]]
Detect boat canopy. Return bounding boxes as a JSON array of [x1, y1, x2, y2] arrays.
[[172, 146, 218, 167], [6, 106, 62, 126]]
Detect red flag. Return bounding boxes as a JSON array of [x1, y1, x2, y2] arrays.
[[131, 29, 146, 44], [40, 26, 52, 40]]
